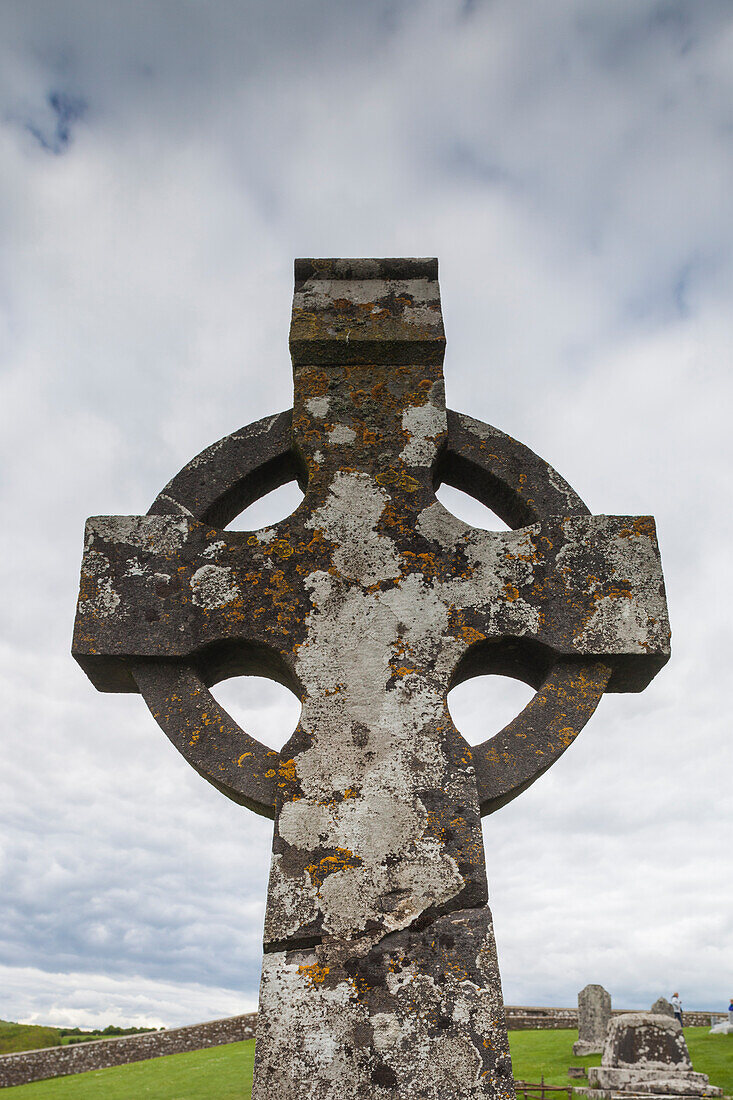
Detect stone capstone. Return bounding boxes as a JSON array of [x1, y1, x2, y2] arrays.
[[573, 984, 612, 1056], [651, 998, 676, 1018]]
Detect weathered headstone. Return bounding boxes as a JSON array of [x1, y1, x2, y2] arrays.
[[73, 258, 671, 1098], [651, 996, 675, 1017], [709, 1014, 733, 1035], [573, 984, 612, 1056], [579, 1013, 722, 1098]]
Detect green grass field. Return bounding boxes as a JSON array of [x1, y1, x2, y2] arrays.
[[1, 1027, 729, 1098]]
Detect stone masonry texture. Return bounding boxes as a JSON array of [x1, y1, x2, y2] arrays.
[[73, 259, 671, 1099]]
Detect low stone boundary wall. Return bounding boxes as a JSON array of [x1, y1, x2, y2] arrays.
[[504, 1007, 726, 1031], [669, 1011, 726, 1027], [0, 1012, 257, 1089], [506, 1007, 578, 1031]]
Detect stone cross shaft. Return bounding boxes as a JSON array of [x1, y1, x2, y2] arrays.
[[73, 258, 670, 1100]]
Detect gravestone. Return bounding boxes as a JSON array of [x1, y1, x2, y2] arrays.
[[580, 1013, 722, 1098], [709, 1014, 733, 1035], [651, 996, 675, 1018], [73, 258, 671, 1099], [573, 984, 612, 1056]]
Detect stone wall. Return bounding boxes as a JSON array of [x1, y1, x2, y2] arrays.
[[0, 1013, 256, 1089], [504, 1007, 726, 1031], [661, 1010, 727, 1028], [506, 1006, 578, 1030]]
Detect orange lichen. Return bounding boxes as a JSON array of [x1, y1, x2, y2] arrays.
[[297, 963, 330, 986], [306, 848, 360, 890], [278, 758, 297, 784]]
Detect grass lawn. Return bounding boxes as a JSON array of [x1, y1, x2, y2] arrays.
[[685, 1028, 733, 1096], [1, 1026, 729, 1098], [1, 1040, 255, 1098]]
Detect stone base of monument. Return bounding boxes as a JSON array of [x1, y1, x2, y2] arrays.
[[577, 1091, 720, 1100], [580, 1066, 722, 1096], [709, 1019, 733, 1035], [575, 1013, 722, 1100], [573, 1040, 604, 1056]]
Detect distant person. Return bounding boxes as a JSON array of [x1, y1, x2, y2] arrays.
[[728, 997, 733, 1025], [671, 993, 683, 1026]]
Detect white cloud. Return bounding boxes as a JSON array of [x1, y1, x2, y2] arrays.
[[1, 963, 257, 1030], [0, 0, 731, 1026]]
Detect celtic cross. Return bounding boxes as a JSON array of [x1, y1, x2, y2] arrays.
[[73, 258, 670, 1099]]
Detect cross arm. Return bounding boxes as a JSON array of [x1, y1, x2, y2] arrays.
[[439, 512, 670, 692], [540, 514, 669, 689], [72, 513, 307, 693]]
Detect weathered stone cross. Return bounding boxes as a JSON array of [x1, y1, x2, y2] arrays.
[[73, 258, 670, 1099]]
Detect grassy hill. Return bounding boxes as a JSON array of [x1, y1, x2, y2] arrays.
[[0, 1027, 730, 1098], [0, 1022, 61, 1055], [0, 1020, 155, 1055]]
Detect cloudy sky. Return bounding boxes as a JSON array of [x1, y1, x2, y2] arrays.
[[1, 0, 731, 1030]]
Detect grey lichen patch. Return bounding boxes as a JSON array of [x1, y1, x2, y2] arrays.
[[305, 471, 401, 585], [416, 498, 472, 544], [190, 564, 240, 609], [254, 528, 277, 544], [326, 424, 356, 445], [294, 276, 442, 310], [124, 558, 149, 577], [86, 515, 188, 556], [400, 398, 446, 466], [306, 396, 331, 418], [202, 539, 227, 560], [79, 574, 120, 618]]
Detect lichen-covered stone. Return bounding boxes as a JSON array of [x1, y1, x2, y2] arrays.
[[573, 984, 611, 1056], [73, 258, 671, 1098], [579, 1013, 722, 1098], [253, 908, 513, 1100]]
